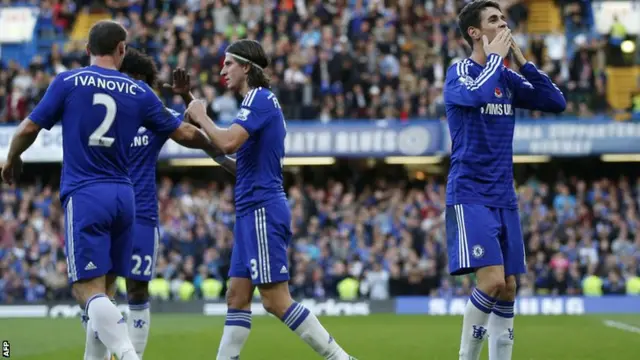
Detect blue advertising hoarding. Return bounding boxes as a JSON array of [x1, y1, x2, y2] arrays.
[[159, 120, 445, 159], [512, 120, 640, 156], [4, 118, 640, 162], [396, 296, 640, 315]]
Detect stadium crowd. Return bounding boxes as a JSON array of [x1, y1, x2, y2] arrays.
[[0, 0, 609, 123], [1, 171, 640, 303]]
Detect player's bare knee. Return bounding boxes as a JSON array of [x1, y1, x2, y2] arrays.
[[500, 276, 517, 300], [258, 282, 292, 318], [226, 278, 253, 310], [105, 274, 118, 299], [126, 279, 150, 303], [226, 288, 252, 310], [476, 266, 506, 297], [72, 276, 107, 305]]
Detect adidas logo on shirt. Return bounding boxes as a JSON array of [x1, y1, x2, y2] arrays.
[[280, 266, 288, 274], [84, 262, 97, 271]]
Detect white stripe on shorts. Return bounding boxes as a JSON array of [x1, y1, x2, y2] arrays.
[[151, 227, 160, 278], [255, 207, 271, 283], [66, 197, 78, 282], [454, 204, 470, 268]]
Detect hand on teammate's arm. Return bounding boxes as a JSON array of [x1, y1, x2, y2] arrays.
[[2, 119, 42, 184], [185, 100, 249, 154]]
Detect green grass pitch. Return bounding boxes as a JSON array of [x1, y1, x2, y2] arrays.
[[2, 314, 639, 359]]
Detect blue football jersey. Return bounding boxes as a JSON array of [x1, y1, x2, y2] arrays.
[[129, 108, 181, 224], [232, 87, 287, 215], [443, 54, 566, 208], [29, 66, 182, 202]]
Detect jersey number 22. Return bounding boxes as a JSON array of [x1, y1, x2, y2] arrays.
[[89, 93, 116, 147]]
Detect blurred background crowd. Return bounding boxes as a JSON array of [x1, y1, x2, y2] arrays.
[[2, 164, 640, 303], [1, 0, 640, 303]]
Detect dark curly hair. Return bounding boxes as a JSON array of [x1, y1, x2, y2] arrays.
[[119, 47, 158, 87]]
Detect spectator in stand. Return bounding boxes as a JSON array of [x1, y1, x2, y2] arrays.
[[0, 0, 614, 123]]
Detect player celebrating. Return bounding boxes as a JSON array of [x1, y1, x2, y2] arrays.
[[76, 48, 237, 360], [1, 21, 213, 360], [444, 1, 566, 360], [184, 39, 357, 360], [119, 49, 236, 359]]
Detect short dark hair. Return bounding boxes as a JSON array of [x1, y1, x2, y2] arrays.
[[226, 39, 270, 89], [120, 47, 158, 86], [458, 0, 502, 47], [87, 20, 127, 56]]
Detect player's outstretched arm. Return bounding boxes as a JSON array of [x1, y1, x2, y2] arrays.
[[185, 100, 249, 155], [507, 40, 567, 113], [444, 30, 512, 108], [170, 122, 221, 152], [1, 119, 42, 184], [169, 123, 237, 176], [213, 155, 236, 176], [2, 74, 66, 184], [6, 119, 42, 160]]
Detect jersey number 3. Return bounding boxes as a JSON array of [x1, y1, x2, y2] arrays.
[[89, 93, 116, 147]]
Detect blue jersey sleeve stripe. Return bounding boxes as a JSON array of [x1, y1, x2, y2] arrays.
[[465, 54, 502, 91]]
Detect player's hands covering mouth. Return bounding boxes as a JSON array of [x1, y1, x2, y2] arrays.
[[482, 28, 511, 58]]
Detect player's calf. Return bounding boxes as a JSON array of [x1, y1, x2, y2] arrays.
[[73, 278, 139, 360], [80, 300, 111, 360], [259, 282, 353, 360], [126, 279, 152, 359], [488, 275, 517, 360], [459, 265, 506, 360], [79, 274, 118, 360], [217, 277, 254, 360]]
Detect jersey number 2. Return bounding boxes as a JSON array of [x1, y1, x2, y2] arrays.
[[89, 93, 116, 147]]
